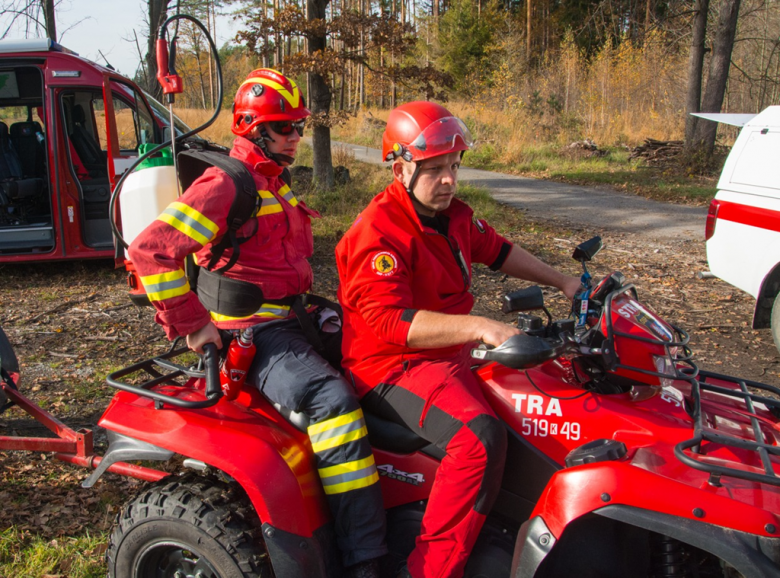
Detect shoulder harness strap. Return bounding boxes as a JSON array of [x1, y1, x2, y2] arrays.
[[177, 150, 259, 274]]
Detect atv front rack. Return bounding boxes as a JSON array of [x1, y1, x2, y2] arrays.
[[106, 342, 222, 409], [674, 369, 780, 487]]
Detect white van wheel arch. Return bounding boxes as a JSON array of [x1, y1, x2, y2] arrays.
[[772, 293, 780, 355]]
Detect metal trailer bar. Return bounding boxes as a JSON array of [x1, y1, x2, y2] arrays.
[[0, 385, 168, 483]]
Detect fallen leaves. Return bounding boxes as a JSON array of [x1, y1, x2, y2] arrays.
[[0, 217, 777, 573]]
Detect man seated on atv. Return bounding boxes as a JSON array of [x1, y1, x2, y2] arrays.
[[335, 101, 582, 578], [128, 68, 386, 578]]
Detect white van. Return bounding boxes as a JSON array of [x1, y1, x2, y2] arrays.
[[705, 105, 780, 354]]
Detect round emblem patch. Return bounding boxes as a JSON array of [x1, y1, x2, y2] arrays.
[[371, 251, 398, 276]]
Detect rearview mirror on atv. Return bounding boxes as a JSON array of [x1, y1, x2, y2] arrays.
[[572, 236, 603, 263], [502, 287, 545, 314]]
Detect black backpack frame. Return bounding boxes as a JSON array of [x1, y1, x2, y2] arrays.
[[177, 148, 293, 277]]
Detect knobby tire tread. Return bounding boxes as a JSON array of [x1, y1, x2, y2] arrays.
[[106, 471, 270, 578]]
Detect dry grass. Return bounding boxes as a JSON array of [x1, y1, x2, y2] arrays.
[[176, 109, 236, 147]]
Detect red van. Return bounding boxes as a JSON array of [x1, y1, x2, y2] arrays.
[[0, 38, 195, 263]]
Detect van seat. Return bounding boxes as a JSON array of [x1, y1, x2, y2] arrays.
[[0, 121, 44, 207], [0, 122, 23, 180], [10, 121, 45, 178], [69, 105, 106, 176]]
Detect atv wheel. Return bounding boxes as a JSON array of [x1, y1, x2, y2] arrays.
[[107, 472, 271, 578], [772, 292, 780, 356], [0, 325, 19, 374]]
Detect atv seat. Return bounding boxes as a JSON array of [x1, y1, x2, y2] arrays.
[[271, 399, 444, 458], [364, 411, 444, 458]]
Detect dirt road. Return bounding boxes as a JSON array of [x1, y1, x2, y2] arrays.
[[334, 141, 707, 240]]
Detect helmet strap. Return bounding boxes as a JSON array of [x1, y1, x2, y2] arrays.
[[250, 126, 295, 166], [405, 162, 423, 205]]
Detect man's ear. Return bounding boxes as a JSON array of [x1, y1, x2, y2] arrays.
[[391, 160, 407, 185]]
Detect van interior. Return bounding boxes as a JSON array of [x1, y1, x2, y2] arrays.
[[0, 61, 185, 257], [60, 90, 113, 248], [0, 66, 52, 254]]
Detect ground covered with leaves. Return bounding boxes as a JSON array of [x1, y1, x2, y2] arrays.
[[0, 173, 777, 576]]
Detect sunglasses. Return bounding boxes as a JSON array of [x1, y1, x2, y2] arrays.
[[267, 120, 305, 137]]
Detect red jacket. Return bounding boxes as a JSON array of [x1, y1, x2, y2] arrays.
[[128, 137, 320, 339], [336, 179, 511, 396]]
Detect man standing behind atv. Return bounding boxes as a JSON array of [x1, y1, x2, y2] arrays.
[[336, 101, 582, 578], [128, 68, 386, 578]]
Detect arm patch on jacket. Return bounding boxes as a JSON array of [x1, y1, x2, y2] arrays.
[[371, 251, 399, 276]]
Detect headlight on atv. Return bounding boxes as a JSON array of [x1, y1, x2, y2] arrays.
[[653, 354, 676, 388]]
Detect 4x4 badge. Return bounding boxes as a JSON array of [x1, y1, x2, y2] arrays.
[[377, 464, 425, 485]]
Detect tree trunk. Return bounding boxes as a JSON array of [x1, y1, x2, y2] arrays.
[[526, 0, 532, 62], [684, 0, 709, 148], [43, 0, 56, 42], [692, 0, 742, 156], [307, 0, 334, 189], [145, 0, 172, 100], [207, 0, 214, 109]]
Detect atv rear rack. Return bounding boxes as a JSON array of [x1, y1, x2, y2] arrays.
[[674, 369, 780, 487], [106, 342, 222, 409]]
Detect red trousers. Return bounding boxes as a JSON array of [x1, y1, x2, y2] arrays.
[[362, 348, 507, 578]]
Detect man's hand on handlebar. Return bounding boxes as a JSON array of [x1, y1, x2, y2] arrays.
[[561, 276, 584, 302], [478, 318, 522, 348], [186, 322, 223, 354]]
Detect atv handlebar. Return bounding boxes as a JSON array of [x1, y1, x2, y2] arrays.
[[471, 333, 565, 369], [106, 343, 222, 409]]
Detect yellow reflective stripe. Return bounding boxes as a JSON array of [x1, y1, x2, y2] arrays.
[[209, 303, 291, 323], [258, 203, 283, 216], [308, 408, 364, 436], [140, 269, 190, 301], [239, 77, 301, 108], [257, 190, 282, 216], [279, 184, 298, 207], [322, 471, 380, 495], [158, 201, 218, 245], [318, 455, 376, 478], [311, 426, 368, 453]]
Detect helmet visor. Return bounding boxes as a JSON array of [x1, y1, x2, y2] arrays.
[[408, 116, 473, 159]]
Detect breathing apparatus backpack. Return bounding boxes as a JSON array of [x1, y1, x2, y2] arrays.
[[173, 149, 342, 367]]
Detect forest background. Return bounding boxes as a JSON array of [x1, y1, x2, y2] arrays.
[[4, 0, 780, 192]]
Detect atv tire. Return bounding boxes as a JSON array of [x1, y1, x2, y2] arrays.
[[107, 472, 271, 578], [0, 325, 19, 374]]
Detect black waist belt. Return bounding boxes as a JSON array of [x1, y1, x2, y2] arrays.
[[197, 267, 342, 319], [197, 267, 295, 318]]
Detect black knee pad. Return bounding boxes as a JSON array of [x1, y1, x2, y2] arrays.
[[467, 414, 508, 514]]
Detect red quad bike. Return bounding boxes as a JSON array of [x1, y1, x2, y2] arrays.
[[5, 236, 780, 578]]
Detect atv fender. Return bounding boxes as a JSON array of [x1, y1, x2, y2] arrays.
[[97, 389, 330, 537], [512, 459, 780, 577]]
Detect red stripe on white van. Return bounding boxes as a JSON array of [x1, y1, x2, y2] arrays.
[[717, 200, 780, 233]]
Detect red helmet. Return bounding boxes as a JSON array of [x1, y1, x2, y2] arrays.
[[381, 101, 473, 163], [232, 68, 311, 137]]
